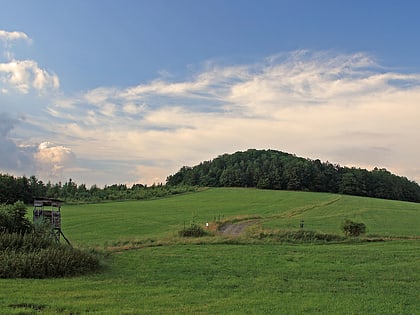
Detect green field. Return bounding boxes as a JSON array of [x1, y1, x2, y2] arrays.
[[1, 188, 419, 314]]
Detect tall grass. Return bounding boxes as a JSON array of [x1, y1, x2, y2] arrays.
[[0, 247, 101, 278], [0, 232, 53, 251], [0, 232, 102, 278]]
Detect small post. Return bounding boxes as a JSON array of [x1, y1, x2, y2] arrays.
[[300, 220, 304, 229]]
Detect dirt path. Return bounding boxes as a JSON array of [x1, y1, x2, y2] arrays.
[[218, 220, 260, 236]]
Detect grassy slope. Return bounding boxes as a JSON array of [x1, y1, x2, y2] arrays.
[[63, 188, 420, 246], [1, 188, 419, 314]]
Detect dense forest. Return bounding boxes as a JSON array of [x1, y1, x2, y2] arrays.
[[167, 149, 420, 203], [2, 149, 420, 204], [0, 174, 194, 204]]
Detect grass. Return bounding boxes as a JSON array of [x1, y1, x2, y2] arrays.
[[1, 242, 418, 314], [1, 188, 419, 314], [62, 188, 420, 247]]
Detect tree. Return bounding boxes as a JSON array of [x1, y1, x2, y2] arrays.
[[0, 201, 32, 234], [165, 149, 420, 202], [341, 219, 366, 237]]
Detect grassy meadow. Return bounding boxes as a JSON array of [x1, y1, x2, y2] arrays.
[[1, 188, 419, 314]]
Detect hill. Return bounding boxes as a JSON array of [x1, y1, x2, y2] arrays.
[[167, 149, 420, 202], [63, 188, 420, 246]]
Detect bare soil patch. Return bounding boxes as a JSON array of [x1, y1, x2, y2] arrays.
[[218, 220, 260, 236]]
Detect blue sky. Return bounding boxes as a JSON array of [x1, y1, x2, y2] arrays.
[[1, 1, 420, 186]]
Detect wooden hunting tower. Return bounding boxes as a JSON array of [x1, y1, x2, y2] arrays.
[[33, 198, 71, 245]]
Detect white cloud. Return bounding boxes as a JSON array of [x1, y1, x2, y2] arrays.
[[34, 142, 76, 180], [0, 113, 77, 183], [0, 30, 31, 43], [0, 30, 59, 95], [122, 102, 146, 115], [0, 59, 59, 94]]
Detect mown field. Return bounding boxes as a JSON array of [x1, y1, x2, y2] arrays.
[[1, 188, 419, 314]]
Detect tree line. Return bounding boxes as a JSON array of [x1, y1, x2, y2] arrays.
[[166, 149, 420, 203], [0, 174, 195, 204]]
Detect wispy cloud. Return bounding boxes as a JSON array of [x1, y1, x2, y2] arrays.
[[2, 33, 420, 186], [0, 30, 31, 60], [0, 30, 31, 43]]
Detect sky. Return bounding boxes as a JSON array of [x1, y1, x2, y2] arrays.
[[1, 0, 420, 187]]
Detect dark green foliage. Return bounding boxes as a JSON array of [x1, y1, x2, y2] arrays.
[[0, 232, 53, 251], [0, 174, 45, 204], [178, 224, 207, 237], [341, 219, 367, 237], [0, 173, 196, 204], [0, 202, 101, 279], [0, 233, 101, 278], [166, 149, 420, 202], [0, 201, 32, 234], [0, 247, 100, 278]]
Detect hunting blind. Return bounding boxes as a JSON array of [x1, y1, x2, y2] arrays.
[[33, 198, 71, 246]]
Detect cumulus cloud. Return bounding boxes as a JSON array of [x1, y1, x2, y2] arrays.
[[0, 59, 60, 94], [0, 112, 76, 183], [34, 142, 76, 180], [0, 29, 59, 94]]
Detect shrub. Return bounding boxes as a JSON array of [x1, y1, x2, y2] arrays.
[[0, 201, 32, 234], [341, 219, 367, 237], [0, 247, 101, 278], [179, 224, 207, 237], [0, 232, 102, 278], [0, 232, 55, 251], [0, 202, 102, 279]]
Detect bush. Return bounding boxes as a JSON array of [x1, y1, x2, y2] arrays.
[[179, 224, 207, 237], [341, 219, 367, 237], [0, 232, 55, 251], [0, 201, 32, 234], [0, 202, 102, 279], [0, 232, 102, 278], [0, 247, 101, 278]]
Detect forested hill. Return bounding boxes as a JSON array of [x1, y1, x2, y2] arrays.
[[166, 149, 420, 203]]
